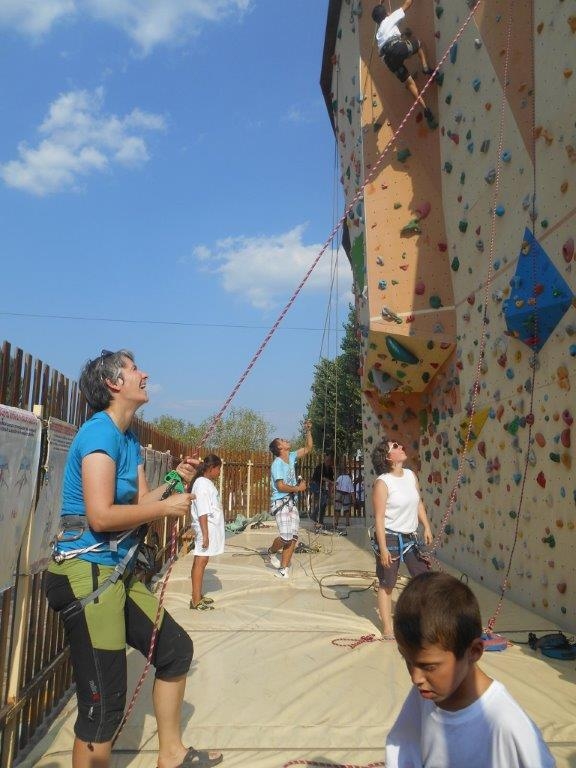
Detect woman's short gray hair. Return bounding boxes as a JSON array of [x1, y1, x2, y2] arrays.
[[79, 349, 135, 412]]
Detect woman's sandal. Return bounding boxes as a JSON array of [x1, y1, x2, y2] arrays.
[[169, 747, 223, 767], [189, 599, 214, 611], [200, 595, 214, 604]]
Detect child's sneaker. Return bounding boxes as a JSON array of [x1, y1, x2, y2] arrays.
[[275, 567, 290, 579], [268, 550, 281, 569]]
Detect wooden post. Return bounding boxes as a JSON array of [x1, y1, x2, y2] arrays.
[[246, 460, 253, 519]]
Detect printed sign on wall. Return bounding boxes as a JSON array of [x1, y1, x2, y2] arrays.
[[27, 418, 77, 575], [0, 405, 42, 593]]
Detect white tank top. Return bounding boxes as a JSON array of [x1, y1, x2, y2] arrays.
[[378, 468, 420, 533]]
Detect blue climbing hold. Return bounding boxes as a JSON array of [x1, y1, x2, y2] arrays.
[[385, 336, 419, 365]]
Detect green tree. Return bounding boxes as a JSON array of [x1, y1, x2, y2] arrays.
[[306, 304, 362, 459], [152, 407, 273, 452], [150, 415, 203, 444], [201, 407, 274, 451]]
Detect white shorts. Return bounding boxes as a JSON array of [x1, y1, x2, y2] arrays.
[[272, 497, 300, 541]]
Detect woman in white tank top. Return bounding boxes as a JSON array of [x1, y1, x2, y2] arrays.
[[371, 438, 433, 639]]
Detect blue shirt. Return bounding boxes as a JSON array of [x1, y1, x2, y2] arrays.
[[59, 411, 143, 565], [270, 450, 298, 502]]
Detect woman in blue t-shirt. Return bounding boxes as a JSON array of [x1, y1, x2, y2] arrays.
[[46, 349, 223, 768]]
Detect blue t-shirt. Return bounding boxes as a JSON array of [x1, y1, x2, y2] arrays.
[[59, 411, 143, 565], [270, 450, 298, 502]]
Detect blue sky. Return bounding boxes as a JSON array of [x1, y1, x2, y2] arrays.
[[0, 0, 352, 439]]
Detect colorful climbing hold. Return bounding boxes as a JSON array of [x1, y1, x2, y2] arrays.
[[385, 336, 419, 364]]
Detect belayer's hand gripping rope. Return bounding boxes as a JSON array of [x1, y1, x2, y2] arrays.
[[161, 470, 187, 498]]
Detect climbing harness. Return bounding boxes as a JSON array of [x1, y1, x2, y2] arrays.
[[369, 528, 423, 563], [270, 493, 298, 516]]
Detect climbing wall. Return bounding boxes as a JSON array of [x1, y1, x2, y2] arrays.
[[324, 0, 576, 631]]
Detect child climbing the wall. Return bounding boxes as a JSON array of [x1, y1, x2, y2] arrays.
[[386, 572, 556, 767], [372, 0, 437, 128]]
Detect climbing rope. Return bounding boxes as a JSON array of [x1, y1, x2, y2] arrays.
[[197, 1, 485, 452], [486, 0, 540, 631], [428, 1, 515, 556], [109, 0, 494, 742], [284, 761, 384, 768], [331, 633, 384, 650], [112, 522, 180, 746]]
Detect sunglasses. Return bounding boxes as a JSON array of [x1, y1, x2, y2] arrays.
[[99, 349, 113, 367]]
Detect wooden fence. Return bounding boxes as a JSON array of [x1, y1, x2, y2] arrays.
[[0, 341, 363, 765]]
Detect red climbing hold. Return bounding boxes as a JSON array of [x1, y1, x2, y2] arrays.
[[536, 471, 546, 488], [416, 201, 431, 220], [563, 237, 574, 262]]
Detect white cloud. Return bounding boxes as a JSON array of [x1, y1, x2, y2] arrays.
[[0, 0, 75, 36], [188, 225, 352, 311], [0, 0, 252, 52], [0, 87, 166, 195], [283, 105, 315, 125]]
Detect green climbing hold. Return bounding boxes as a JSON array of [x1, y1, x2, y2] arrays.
[[385, 336, 419, 364], [401, 218, 421, 236], [451, 256, 460, 271], [459, 220, 469, 233], [429, 295, 443, 309], [397, 148, 411, 163]]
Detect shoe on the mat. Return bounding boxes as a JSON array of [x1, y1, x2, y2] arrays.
[[190, 599, 214, 610], [200, 595, 214, 605], [268, 550, 281, 569], [275, 567, 290, 579]]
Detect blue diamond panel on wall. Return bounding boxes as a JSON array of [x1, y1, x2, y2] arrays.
[[503, 228, 574, 351]]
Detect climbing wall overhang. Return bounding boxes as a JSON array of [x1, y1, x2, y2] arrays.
[[362, 324, 455, 395]]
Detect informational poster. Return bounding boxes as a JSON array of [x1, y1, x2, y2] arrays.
[[0, 405, 42, 593], [27, 418, 77, 575]]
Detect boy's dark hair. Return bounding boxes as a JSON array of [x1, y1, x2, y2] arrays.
[[371, 437, 392, 475], [371, 5, 387, 23], [269, 438, 281, 457], [394, 572, 483, 659]]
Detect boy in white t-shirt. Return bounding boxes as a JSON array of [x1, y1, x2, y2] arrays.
[[334, 468, 355, 528], [371, 0, 436, 128], [386, 572, 556, 768]]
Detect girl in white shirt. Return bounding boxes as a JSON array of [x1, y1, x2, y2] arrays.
[[190, 454, 225, 610]]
